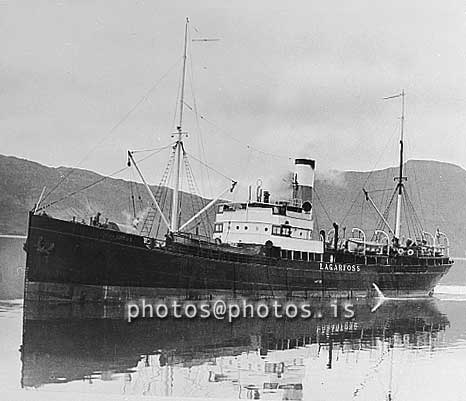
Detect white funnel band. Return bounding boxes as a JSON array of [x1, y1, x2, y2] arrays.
[[294, 159, 315, 188]]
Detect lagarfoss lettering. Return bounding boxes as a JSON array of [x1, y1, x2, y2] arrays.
[[319, 262, 361, 272]]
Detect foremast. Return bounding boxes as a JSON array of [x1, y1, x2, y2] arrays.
[[171, 17, 190, 232], [129, 17, 236, 237]]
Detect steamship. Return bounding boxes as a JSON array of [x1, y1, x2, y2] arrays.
[[23, 20, 452, 302]]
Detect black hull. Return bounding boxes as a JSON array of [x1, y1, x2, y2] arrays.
[[24, 213, 452, 301]]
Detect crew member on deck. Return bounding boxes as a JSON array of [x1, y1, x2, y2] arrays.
[[92, 212, 101, 226]]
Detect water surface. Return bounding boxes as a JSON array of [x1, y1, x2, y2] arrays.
[[1, 262, 465, 400]]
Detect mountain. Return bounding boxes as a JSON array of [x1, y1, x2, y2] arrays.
[[1, 154, 465, 256], [0, 154, 213, 239], [314, 160, 466, 256]]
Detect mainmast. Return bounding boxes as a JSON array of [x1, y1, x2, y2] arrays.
[[170, 17, 189, 232], [384, 90, 406, 241], [394, 90, 405, 240]]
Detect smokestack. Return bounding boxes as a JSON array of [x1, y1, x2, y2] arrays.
[[293, 158, 315, 212]]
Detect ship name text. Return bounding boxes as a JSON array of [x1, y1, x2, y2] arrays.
[[319, 262, 361, 272]]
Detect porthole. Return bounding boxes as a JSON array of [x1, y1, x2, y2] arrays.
[[265, 227, 268, 232], [236, 226, 240, 230], [244, 226, 248, 230]]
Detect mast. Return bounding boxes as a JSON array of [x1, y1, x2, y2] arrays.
[[170, 17, 189, 232], [384, 90, 405, 241], [394, 90, 405, 240]]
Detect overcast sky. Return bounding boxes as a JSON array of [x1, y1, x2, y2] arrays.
[[1, 1, 466, 197]]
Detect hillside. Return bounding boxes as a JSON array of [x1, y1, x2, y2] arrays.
[[0, 154, 213, 239], [314, 160, 466, 256], [1, 154, 466, 256]]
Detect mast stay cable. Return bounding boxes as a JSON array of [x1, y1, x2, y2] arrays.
[[36, 165, 129, 212], [41, 57, 183, 204], [312, 187, 333, 226], [39, 144, 173, 213], [340, 127, 399, 227]]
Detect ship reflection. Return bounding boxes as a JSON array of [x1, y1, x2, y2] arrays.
[[21, 298, 448, 400]]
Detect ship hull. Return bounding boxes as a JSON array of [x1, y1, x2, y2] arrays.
[[24, 214, 452, 302]]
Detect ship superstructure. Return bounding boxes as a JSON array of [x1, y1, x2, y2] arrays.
[[213, 159, 323, 256]]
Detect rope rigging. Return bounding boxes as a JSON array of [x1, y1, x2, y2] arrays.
[[365, 179, 424, 243], [339, 89, 429, 246], [36, 165, 129, 213], [135, 147, 233, 238], [40, 58, 183, 205], [312, 187, 333, 226], [403, 187, 424, 239], [139, 145, 177, 237], [186, 151, 237, 183], [183, 152, 212, 237], [135, 20, 237, 237], [372, 188, 397, 241], [188, 43, 214, 200], [340, 122, 400, 228], [188, 110, 293, 161], [38, 20, 300, 229]]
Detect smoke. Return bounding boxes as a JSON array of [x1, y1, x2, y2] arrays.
[[265, 170, 294, 202], [249, 165, 346, 204], [316, 168, 346, 188], [121, 207, 150, 232]]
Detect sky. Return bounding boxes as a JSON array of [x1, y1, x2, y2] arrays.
[[1, 0, 466, 198]]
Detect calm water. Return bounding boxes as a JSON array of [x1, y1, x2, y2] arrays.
[[1, 262, 465, 401]]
